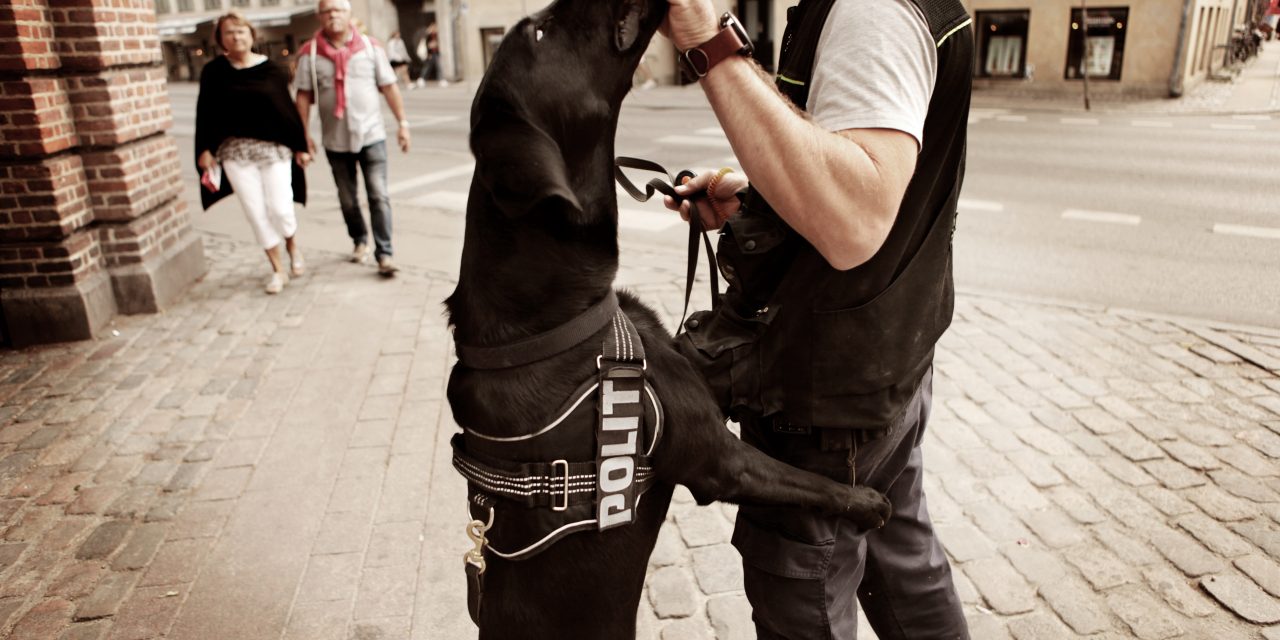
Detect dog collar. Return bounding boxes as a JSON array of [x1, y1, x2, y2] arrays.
[[454, 290, 619, 369]]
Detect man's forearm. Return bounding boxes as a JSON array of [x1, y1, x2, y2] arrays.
[[699, 57, 905, 271], [295, 90, 313, 139], [380, 84, 407, 123]]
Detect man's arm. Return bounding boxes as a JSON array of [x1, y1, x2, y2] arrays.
[[294, 89, 315, 166], [666, 1, 918, 271], [378, 83, 411, 152]]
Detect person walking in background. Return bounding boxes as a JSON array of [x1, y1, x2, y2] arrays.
[[414, 21, 442, 87], [295, 0, 411, 277], [196, 12, 310, 295], [662, 0, 974, 637], [387, 30, 412, 87]]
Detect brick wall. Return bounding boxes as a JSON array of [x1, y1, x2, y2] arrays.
[[0, 0, 204, 346]]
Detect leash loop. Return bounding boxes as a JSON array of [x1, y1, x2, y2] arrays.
[[614, 157, 721, 332]]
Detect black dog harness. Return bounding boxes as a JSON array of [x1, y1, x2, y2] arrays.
[[451, 290, 663, 623]]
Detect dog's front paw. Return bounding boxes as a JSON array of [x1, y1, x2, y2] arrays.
[[841, 486, 893, 530]]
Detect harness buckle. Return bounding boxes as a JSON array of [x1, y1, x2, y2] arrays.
[[596, 355, 647, 370], [552, 459, 570, 512], [463, 507, 494, 574]]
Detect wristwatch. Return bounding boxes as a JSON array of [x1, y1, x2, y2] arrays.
[[679, 12, 754, 79]]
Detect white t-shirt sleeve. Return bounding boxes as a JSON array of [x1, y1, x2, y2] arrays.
[[808, 0, 937, 149], [374, 45, 397, 87], [294, 50, 314, 92]]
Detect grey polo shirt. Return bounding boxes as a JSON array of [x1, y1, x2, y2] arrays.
[[295, 36, 397, 153]]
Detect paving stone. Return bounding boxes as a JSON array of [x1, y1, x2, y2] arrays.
[[1135, 486, 1195, 518], [48, 560, 108, 599], [111, 522, 168, 571], [108, 584, 187, 640], [1129, 418, 1180, 442], [58, 620, 107, 640], [1039, 575, 1113, 635], [1005, 451, 1063, 488], [1005, 610, 1076, 640], [138, 538, 212, 587], [963, 500, 1032, 543], [1064, 544, 1137, 590], [352, 563, 416, 621], [1232, 520, 1280, 559], [1183, 485, 1258, 522], [659, 616, 714, 639], [1201, 573, 1280, 624], [1238, 429, 1280, 459], [706, 594, 753, 640], [1209, 468, 1280, 503], [11, 598, 75, 638], [1264, 625, 1280, 640], [1103, 432, 1165, 462], [1064, 430, 1113, 457], [1092, 486, 1164, 530], [1097, 395, 1147, 420], [1030, 407, 1080, 434], [1106, 584, 1185, 640], [1145, 524, 1226, 577], [1176, 513, 1254, 557], [1143, 564, 1218, 618], [1160, 441, 1222, 471], [1046, 486, 1108, 524], [961, 555, 1036, 615], [675, 506, 731, 548], [1141, 459, 1206, 490], [690, 544, 742, 595], [986, 476, 1050, 512], [0, 541, 27, 573], [1000, 541, 1068, 587], [1053, 457, 1114, 490], [936, 522, 997, 562], [1215, 445, 1278, 477], [1098, 456, 1157, 487], [1236, 555, 1280, 599], [647, 566, 698, 619], [75, 520, 132, 560], [76, 570, 139, 621]]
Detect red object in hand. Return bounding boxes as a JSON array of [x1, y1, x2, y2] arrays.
[[200, 165, 221, 193]]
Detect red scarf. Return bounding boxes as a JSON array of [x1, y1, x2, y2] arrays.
[[306, 30, 367, 120]]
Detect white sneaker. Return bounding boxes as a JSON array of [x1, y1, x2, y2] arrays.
[[350, 243, 369, 264], [265, 271, 288, 294], [377, 256, 399, 277]]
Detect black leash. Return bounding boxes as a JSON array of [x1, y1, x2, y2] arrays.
[[614, 157, 721, 331]]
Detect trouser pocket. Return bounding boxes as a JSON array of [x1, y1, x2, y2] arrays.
[[733, 514, 844, 640]]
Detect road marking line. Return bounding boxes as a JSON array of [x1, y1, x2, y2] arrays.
[[1062, 209, 1140, 225], [1131, 120, 1173, 128], [388, 162, 475, 195], [1211, 123, 1257, 131], [694, 127, 724, 136], [1060, 118, 1099, 126], [994, 115, 1028, 123], [1232, 114, 1271, 121], [619, 209, 682, 232], [407, 190, 469, 211], [1213, 223, 1280, 239], [656, 135, 732, 149], [958, 198, 1005, 212], [405, 115, 461, 128]]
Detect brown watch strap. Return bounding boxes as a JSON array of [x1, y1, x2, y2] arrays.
[[682, 20, 750, 78]]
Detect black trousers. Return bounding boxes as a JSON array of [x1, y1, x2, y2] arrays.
[[732, 369, 970, 640]]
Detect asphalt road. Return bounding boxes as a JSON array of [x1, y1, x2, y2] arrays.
[[166, 81, 1280, 328]]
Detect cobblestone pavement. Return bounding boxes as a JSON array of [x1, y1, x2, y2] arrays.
[[0, 234, 1278, 639]]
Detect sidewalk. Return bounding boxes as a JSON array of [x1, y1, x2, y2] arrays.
[[0, 231, 1278, 639], [967, 39, 1280, 116]]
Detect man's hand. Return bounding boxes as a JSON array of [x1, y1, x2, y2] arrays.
[[397, 126, 411, 153], [663, 168, 749, 230], [305, 136, 316, 155], [197, 150, 215, 172], [662, 0, 721, 51], [294, 151, 312, 168]]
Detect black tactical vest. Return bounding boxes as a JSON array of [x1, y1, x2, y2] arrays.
[[715, 0, 973, 430]]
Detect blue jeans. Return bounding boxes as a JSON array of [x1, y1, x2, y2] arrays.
[[326, 140, 393, 260]]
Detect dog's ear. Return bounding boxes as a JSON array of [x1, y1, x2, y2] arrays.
[[473, 116, 582, 219]]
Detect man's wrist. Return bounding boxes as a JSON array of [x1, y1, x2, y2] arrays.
[[397, 119, 410, 129]]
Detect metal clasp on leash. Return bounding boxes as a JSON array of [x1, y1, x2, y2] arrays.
[[463, 507, 495, 574], [552, 459, 569, 512]]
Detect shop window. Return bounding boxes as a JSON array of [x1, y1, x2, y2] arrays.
[[480, 27, 504, 71], [177, 0, 193, 12], [1065, 7, 1129, 80], [976, 10, 1030, 78], [232, 0, 250, 6], [202, 0, 221, 10], [156, 0, 171, 13]]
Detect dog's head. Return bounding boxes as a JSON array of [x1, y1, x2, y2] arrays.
[[469, 0, 667, 221]]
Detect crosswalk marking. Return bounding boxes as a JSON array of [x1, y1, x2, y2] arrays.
[[1213, 223, 1280, 240], [958, 198, 1005, 212], [1232, 114, 1272, 121], [1131, 120, 1173, 128], [1062, 209, 1140, 225], [994, 115, 1027, 123], [656, 135, 732, 149], [402, 189, 681, 232], [1211, 123, 1257, 131], [1060, 118, 1099, 126], [388, 162, 475, 195]]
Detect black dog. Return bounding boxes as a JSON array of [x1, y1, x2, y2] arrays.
[[445, 1, 891, 637]]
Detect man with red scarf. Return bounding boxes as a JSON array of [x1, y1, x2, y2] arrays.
[[296, 0, 410, 276]]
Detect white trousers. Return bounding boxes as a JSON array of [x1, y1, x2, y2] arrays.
[[221, 158, 297, 250]]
